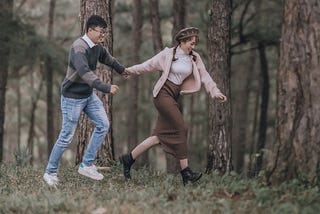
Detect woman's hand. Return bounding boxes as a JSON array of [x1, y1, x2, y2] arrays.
[[215, 93, 227, 102], [121, 69, 131, 79]]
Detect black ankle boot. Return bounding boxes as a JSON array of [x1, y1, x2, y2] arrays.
[[180, 167, 202, 185], [119, 153, 135, 180]]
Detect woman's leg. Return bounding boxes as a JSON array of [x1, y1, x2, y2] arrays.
[[179, 158, 188, 170], [131, 136, 160, 159], [120, 136, 160, 180], [179, 158, 202, 186]]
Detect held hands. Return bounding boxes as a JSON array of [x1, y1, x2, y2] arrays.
[[110, 85, 119, 95], [112, 69, 130, 95], [121, 69, 130, 79]]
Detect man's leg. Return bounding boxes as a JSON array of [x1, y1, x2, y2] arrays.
[[44, 96, 85, 185], [78, 94, 108, 180], [82, 93, 109, 166]]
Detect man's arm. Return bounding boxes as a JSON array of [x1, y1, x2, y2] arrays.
[[71, 46, 112, 93], [99, 46, 125, 74]]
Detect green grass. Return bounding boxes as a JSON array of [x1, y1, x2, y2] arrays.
[[0, 163, 319, 214]]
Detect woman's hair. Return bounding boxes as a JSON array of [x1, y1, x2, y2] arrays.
[[174, 27, 199, 43], [172, 36, 198, 62], [86, 15, 108, 33]]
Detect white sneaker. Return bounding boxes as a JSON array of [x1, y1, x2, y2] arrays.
[[78, 163, 104, 180], [43, 172, 59, 186]]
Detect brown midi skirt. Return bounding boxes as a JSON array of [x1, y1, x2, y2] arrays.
[[153, 80, 188, 159]]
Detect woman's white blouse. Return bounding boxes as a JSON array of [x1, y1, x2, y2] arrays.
[[167, 46, 193, 85]]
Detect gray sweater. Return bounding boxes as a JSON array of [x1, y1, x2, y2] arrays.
[[61, 37, 125, 98]]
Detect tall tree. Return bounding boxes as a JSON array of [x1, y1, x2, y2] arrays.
[[0, 0, 13, 162], [76, 0, 115, 165], [253, 42, 269, 175], [166, 0, 188, 173], [27, 66, 44, 165], [149, 0, 163, 53], [267, 0, 320, 185], [147, 0, 165, 170], [171, 0, 187, 39], [206, 0, 232, 174], [232, 49, 255, 173], [230, 0, 255, 174], [127, 0, 143, 164], [46, 0, 56, 157]]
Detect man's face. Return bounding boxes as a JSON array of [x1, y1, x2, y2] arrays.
[[88, 26, 107, 44]]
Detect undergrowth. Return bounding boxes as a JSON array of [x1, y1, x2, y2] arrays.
[[0, 163, 319, 214]]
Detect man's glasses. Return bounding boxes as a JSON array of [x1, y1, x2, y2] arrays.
[[92, 28, 107, 35]]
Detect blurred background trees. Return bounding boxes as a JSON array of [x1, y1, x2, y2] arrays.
[[2, 0, 319, 184]]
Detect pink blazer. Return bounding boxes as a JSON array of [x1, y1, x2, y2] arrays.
[[127, 47, 222, 98]]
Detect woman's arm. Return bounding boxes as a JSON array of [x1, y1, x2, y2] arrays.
[[196, 55, 227, 101], [127, 48, 167, 75]]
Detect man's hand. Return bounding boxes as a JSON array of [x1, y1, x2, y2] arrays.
[[122, 69, 130, 79], [110, 85, 119, 95]]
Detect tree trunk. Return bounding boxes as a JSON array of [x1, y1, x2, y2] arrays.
[[148, 0, 165, 171], [171, 0, 187, 40], [231, 0, 262, 174], [76, 0, 115, 166], [149, 0, 163, 53], [267, 0, 320, 185], [166, 0, 188, 174], [0, 0, 13, 162], [46, 0, 56, 158], [128, 0, 144, 166], [253, 42, 269, 175], [231, 49, 255, 173], [248, 74, 261, 176], [206, 0, 232, 175], [27, 67, 44, 165], [17, 71, 21, 152]]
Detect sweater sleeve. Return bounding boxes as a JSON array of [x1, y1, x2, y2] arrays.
[[71, 45, 111, 93], [99, 46, 125, 74], [126, 48, 167, 75], [196, 55, 222, 98]]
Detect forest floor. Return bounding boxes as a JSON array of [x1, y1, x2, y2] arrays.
[[0, 163, 319, 214]]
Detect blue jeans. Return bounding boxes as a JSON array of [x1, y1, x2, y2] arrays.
[[45, 93, 109, 173]]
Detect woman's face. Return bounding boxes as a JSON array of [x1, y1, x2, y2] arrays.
[[180, 36, 197, 54]]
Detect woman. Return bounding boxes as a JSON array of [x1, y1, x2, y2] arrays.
[[120, 27, 227, 185]]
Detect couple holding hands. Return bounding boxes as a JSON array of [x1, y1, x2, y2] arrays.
[[43, 15, 227, 187]]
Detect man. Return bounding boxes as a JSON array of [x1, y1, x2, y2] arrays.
[[43, 15, 128, 186]]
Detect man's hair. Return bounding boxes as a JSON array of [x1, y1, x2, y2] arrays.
[[86, 15, 107, 32]]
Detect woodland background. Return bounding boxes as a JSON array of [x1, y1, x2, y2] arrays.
[[0, 0, 319, 187]]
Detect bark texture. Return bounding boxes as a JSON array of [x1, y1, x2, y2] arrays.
[[46, 0, 56, 157], [166, 0, 187, 173], [268, 0, 320, 185], [76, 0, 115, 165], [0, 0, 13, 162], [206, 0, 233, 174], [128, 0, 142, 153], [149, 0, 163, 53]]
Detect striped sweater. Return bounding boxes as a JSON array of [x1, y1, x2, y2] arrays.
[[61, 37, 125, 98]]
